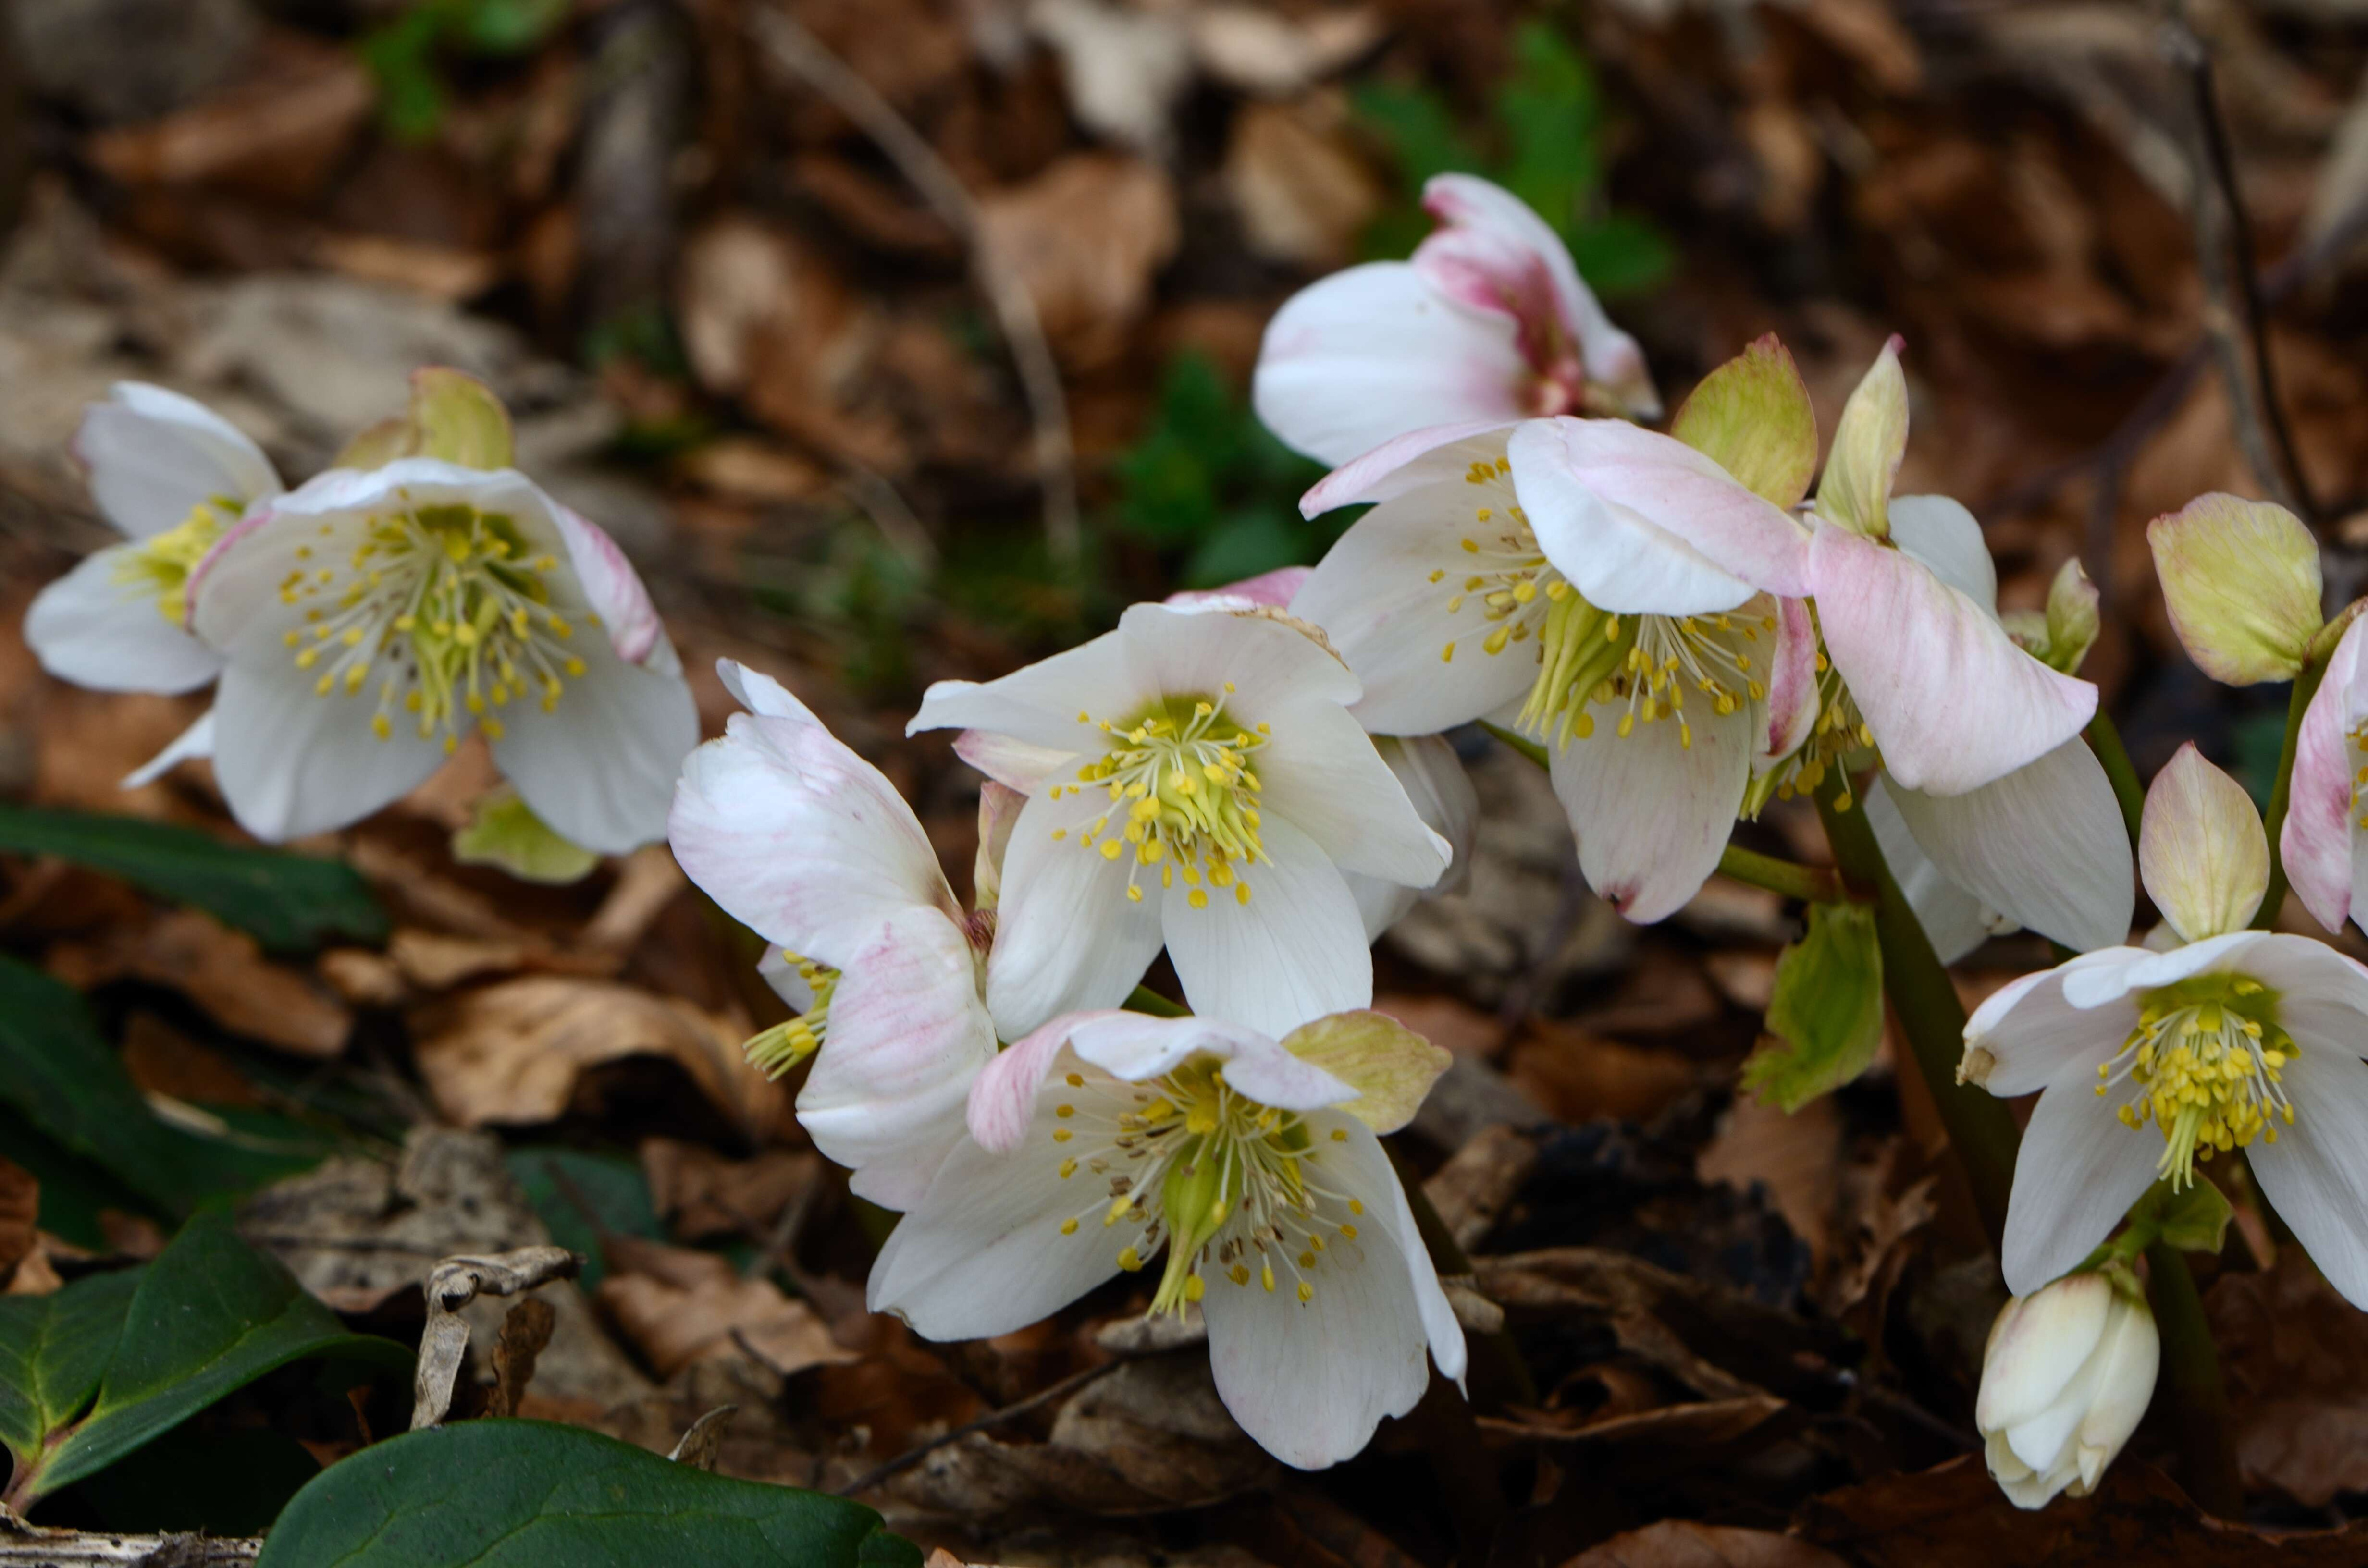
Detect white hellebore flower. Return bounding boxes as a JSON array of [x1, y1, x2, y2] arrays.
[[2277, 607, 2368, 938], [1976, 1270, 2158, 1509], [1805, 339, 2097, 798], [1962, 744, 2368, 1305], [26, 383, 287, 782], [1291, 389, 1819, 923], [1852, 501, 2133, 962], [870, 1007, 1467, 1469], [669, 661, 1000, 1207], [190, 458, 696, 850], [910, 601, 1452, 1040], [1253, 172, 1658, 467], [1165, 568, 1478, 941]]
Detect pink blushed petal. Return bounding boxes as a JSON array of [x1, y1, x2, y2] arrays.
[[1254, 262, 1533, 469], [1761, 597, 1819, 767], [1811, 524, 2096, 796], [2282, 614, 2368, 933], [1165, 566, 1309, 612], [550, 505, 664, 665], [1297, 421, 1518, 518], [966, 1010, 1123, 1152]]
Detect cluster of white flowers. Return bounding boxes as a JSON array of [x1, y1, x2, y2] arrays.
[[28, 373, 696, 854], [38, 173, 2368, 1494]]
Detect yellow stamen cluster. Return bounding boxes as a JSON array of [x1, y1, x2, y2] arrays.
[[276, 502, 595, 754], [2095, 973, 2296, 1189], [113, 499, 237, 627], [743, 951, 838, 1078], [1434, 457, 1556, 668], [1044, 1057, 1367, 1314], [1056, 691, 1268, 910], [1747, 611, 1870, 816], [1525, 600, 1775, 753], [2348, 722, 2368, 826]]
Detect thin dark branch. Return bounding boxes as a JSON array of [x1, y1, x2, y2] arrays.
[[830, 1358, 1127, 1497]]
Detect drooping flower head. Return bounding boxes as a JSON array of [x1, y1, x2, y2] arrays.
[[1962, 745, 2368, 1305], [1254, 173, 1658, 468], [670, 660, 1000, 1207], [911, 602, 1451, 1038], [1802, 338, 2097, 798], [2274, 603, 2368, 938], [27, 383, 285, 700], [190, 440, 695, 850], [870, 1006, 1465, 1469], [1289, 336, 1820, 921]]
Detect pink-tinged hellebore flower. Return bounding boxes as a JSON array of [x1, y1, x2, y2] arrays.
[[869, 1007, 1466, 1469], [190, 458, 696, 850], [1961, 745, 2368, 1304], [2277, 609, 2368, 937], [1167, 570, 1478, 940], [670, 661, 999, 1207], [1976, 1271, 2158, 1509], [1806, 341, 2096, 797], [26, 384, 288, 784], [1290, 342, 1819, 923], [1854, 511, 2132, 960], [912, 602, 1452, 1039], [1253, 173, 1657, 468]]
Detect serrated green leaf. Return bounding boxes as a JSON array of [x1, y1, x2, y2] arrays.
[[0, 958, 324, 1216], [1743, 901, 1885, 1112], [0, 803, 386, 952], [0, 1270, 140, 1465], [13, 1211, 409, 1504], [255, 1420, 922, 1568]]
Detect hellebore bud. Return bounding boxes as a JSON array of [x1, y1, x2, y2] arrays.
[[1976, 1269, 2159, 1509], [2149, 493, 2323, 686]]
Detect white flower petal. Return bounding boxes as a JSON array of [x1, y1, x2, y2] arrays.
[[1296, 422, 1519, 517], [910, 624, 1148, 753], [1069, 1011, 1276, 1083], [2058, 929, 2265, 1010], [955, 728, 1070, 792], [1886, 495, 1998, 612], [1200, 1113, 1438, 1468], [2247, 1049, 2368, 1310], [1975, 1275, 2110, 1434], [1344, 734, 1478, 940], [1866, 776, 2005, 963], [25, 544, 223, 695], [717, 659, 817, 721], [1117, 600, 1360, 718], [493, 650, 696, 854], [1253, 262, 1534, 467], [1257, 701, 1450, 887], [2228, 931, 2368, 1050], [76, 382, 280, 538], [2001, 1079, 2164, 1295], [984, 791, 1166, 1039], [867, 1066, 1150, 1339], [1962, 951, 2146, 1097], [1546, 686, 1754, 924], [1161, 815, 1371, 1039], [800, 907, 998, 1210], [1886, 739, 2135, 955], [209, 664, 448, 841], [669, 710, 959, 968], [1510, 422, 1760, 618]]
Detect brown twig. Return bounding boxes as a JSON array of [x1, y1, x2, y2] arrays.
[[748, 5, 1081, 565], [2167, 17, 2319, 524], [829, 1358, 1128, 1497]]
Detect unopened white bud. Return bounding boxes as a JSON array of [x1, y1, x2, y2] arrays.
[[1975, 1270, 2158, 1509]]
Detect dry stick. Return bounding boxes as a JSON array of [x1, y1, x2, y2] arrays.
[[829, 1358, 1127, 1497], [2173, 20, 2321, 526], [748, 6, 1080, 565]]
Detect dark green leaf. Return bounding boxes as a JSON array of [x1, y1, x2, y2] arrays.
[[0, 958, 319, 1214], [1743, 901, 1886, 1112], [1183, 508, 1305, 589], [1495, 19, 1602, 236], [0, 803, 386, 952], [0, 1270, 140, 1464], [255, 1420, 922, 1568], [0, 1105, 152, 1250], [17, 1211, 408, 1503]]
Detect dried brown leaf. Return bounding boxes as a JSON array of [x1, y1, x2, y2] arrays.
[[0, 1157, 35, 1288], [977, 154, 1178, 372], [596, 1238, 855, 1381], [1566, 1520, 1846, 1568], [49, 908, 351, 1058]]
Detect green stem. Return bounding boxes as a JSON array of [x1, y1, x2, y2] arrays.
[[1813, 772, 2019, 1247], [2145, 1240, 2242, 1517], [1124, 984, 1187, 1017], [2084, 710, 2145, 845], [1718, 844, 1848, 905], [1480, 720, 1549, 770], [2254, 656, 2327, 929]]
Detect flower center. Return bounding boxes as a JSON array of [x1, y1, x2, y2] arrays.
[[1521, 597, 1776, 753], [2095, 973, 2296, 1189], [277, 503, 593, 754], [114, 500, 237, 627], [1053, 691, 1270, 910], [1743, 612, 1869, 816], [744, 950, 837, 1078], [1042, 1057, 1368, 1314]]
